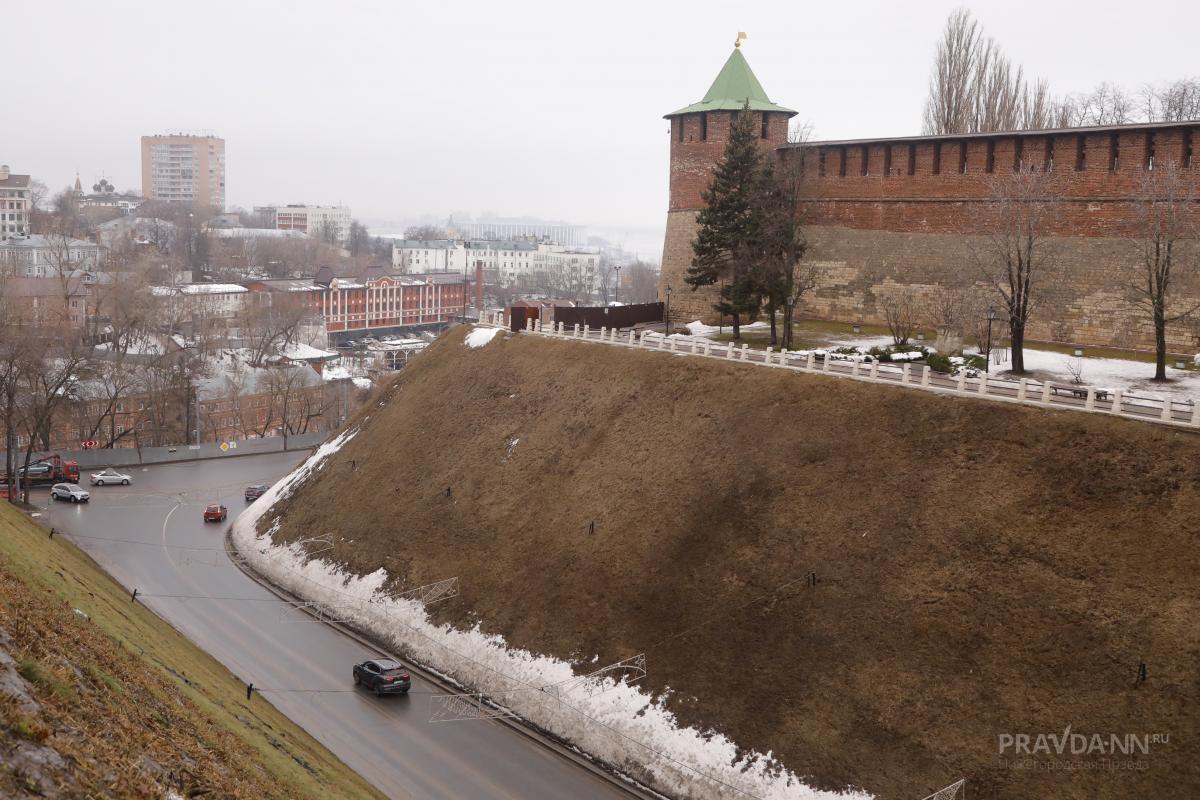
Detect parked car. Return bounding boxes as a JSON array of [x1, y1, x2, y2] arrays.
[[352, 658, 411, 696], [245, 484, 269, 502], [50, 483, 90, 503], [203, 503, 228, 522], [90, 468, 132, 486]]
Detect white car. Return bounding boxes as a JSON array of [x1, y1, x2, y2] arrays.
[[50, 483, 90, 503], [89, 468, 132, 486]]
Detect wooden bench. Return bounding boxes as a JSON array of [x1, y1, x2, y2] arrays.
[[1050, 385, 1110, 401]]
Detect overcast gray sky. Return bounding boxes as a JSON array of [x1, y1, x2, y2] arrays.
[[8, 0, 1200, 250]]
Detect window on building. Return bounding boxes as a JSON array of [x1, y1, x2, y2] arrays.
[[1013, 138, 1024, 170], [932, 142, 941, 175], [985, 139, 996, 173], [818, 148, 827, 177], [958, 140, 968, 174], [838, 147, 847, 177], [1109, 133, 1120, 171], [677, 118, 684, 143], [1075, 135, 1087, 171], [907, 143, 916, 175], [700, 113, 707, 141], [1185, 128, 1195, 168], [1044, 137, 1055, 171], [1145, 131, 1156, 170], [883, 145, 893, 177], [761, 112, 769, 139], [860, 145, 869, 176]]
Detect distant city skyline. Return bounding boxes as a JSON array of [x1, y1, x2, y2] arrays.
[[8, 0, 1200, 240]]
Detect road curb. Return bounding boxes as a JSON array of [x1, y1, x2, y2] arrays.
[[223, 527, 665, 800]]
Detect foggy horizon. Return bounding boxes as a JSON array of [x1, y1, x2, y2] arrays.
[[9, 0, 1200, 251]]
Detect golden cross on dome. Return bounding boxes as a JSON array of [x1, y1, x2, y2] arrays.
[[735, 31, 747, 49]]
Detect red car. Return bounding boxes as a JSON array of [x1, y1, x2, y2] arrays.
[[203, 503, 228, 523]]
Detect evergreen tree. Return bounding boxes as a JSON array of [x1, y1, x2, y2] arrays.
[[686, 105, 765, 338]]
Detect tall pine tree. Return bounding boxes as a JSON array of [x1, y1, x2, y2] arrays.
[[686, 105, 765, 338]]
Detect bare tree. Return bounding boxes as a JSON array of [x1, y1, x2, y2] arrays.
[[1141, 77, 1200, 122], [922, 9, 1054, 135], [1055, 82, 1136, 127], [1119, 160, 1200, 381], [241, 293, 310, 367], [975, 163, 1058, 373], [623, 262, 660, 304], [882, 289, 922, 345]]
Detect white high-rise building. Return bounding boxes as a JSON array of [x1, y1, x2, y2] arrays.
[[0, 164, 32, 240], [254, 204, 352, 241]]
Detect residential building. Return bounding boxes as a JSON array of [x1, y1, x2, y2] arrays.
[[0, 164, 32, 240], [392, 239, 602, 295], [5, 276, 92, 329], [0, 234, 105, 277], [449, 218, 587, 247], [140, 133, 226, 209], [255, 204, 351, 241], [151, 283, 249, 335]]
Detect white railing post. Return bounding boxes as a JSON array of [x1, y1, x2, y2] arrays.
[[921, 365, 931, 387], [525, 317, 533, 332], [869, 360, 878, 380], [1041, 381, 1053, 404], [779, 349, 788, 367], [1161, 397, 1173, 421], [1110, 389, 1123, 414], [901, 363, 911, 384], [740, 344, 748, 361], [572, 323, 579, 337], [583, 324, 590, 339], [806, 353, 815, 371], [1017, 378, 1027, 402], [1192, 400, 1200, 426], [629, 330, 636, 346], [600, 326, 607, 340], [725, 342, 734, 359], [703, 340, 711, 357], [956, 371, 966, 393], [821, 355, 831, 373], [669, 337, 677, 352], [850, 360, 860, 377], [639, 332, 648, 348], [1085, 388, 1096, 410]]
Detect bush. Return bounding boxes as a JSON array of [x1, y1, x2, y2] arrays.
[[927, 353, 954, 373]]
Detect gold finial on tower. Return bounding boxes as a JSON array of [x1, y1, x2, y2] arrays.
[[734, 31, 747, 49]]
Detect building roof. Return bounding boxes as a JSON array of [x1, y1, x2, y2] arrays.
[[0, 172, 31, 189], [0, 234, 99, 250], [5, 276, 90, 297], [793, 119, 1200, 149], [665, 47, 797, 118]]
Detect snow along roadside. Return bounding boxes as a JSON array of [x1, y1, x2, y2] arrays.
[[231, 427, 871, 800]]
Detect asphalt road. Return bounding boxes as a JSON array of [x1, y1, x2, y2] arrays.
[[35, 452, 634, 800]]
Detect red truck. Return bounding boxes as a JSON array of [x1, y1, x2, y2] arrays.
[[5, 454, 81, 486]]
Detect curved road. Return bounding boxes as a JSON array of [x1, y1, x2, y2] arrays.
[[35, 452, 635, 800]]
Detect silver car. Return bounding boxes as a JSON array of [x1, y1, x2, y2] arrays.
[[50, 483, 90, 503], [89, 467, 131, 486]]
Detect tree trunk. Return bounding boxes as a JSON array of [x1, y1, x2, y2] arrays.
[[767, 299, 778, 347], [1010, 320, 1025, 374], [731, 312, 741, 340], [1154, 307, 1168, 381]]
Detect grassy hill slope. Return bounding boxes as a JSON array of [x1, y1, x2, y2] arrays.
[[0, 501, 382, 800], [262, 326, 1199, 800]]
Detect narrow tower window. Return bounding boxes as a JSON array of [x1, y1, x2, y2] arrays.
[[1184, 128, 1194, 167], [932, 142, 941, 175], [958, 140, 968, 174], [907, 143, 916, 175], [985, 139, 996, 173], [861, 145, 869, 176], [677, 118, 684, 143], [761, 112, 770, 139], [1013, 138, 1024, 170], [1145, 131, 1156, 169], [883, 145, 893, 177], [838, 146, 847, 178], [700, 113, 707, 142], [1109, 133, 1120, 171], [818, 149, 827, 177], [1075, 135, 1086, 171], [1044, 137, 1055, 171]]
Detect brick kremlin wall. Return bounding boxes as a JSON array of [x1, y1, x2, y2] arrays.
[[661, 121, 1200, 352]]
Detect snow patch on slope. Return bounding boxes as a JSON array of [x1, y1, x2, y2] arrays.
[[232, 439, 871, 800], [465, 326, 503, 349]]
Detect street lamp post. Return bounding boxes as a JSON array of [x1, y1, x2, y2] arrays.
[[665, 285, 672, 336], [613, 265, 622, 305], [985, 305, 996, 374]]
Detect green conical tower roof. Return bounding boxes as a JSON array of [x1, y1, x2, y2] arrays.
[[665, 47, 796, 118]]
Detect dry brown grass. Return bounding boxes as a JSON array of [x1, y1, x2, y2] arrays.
[[264, 326, 1200, 800], [0, 502, 382, 800]]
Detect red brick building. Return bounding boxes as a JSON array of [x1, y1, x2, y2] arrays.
[[660, 46, 1200, 352]]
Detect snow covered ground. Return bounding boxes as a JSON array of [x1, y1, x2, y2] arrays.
[[465, 326, 503, 348], [232, 424, 871, 800]]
